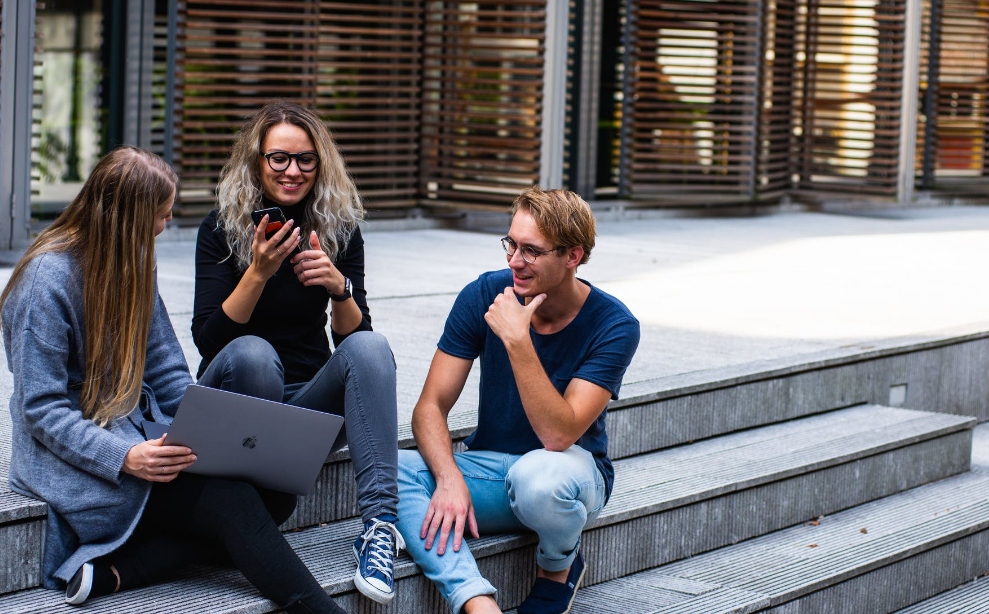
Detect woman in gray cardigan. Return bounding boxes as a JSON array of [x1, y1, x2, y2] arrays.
[[1, 147, 348, 613]]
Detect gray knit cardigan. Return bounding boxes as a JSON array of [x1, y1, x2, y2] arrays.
[[2, 250, 192, 588]]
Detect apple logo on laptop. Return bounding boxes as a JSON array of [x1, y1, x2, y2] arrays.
[[242, 436, 257, 449]]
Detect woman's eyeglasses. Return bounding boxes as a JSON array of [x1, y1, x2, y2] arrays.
[[263, 151, 319, 173]]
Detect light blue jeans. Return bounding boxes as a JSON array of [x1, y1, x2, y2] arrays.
[[198, 332, 399, 522], [396, 446, 607, 614]]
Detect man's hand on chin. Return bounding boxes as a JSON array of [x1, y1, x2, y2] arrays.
[[484, 287, 545, 347]]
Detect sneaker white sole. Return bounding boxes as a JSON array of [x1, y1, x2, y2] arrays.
[[352, 544, 395, 605], [65, 563, 94, 605]]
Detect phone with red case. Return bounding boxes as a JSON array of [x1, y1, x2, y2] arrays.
[[251, 207, 287, 240]]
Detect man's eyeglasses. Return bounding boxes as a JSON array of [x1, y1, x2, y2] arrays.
[[262, 151, 319, 173], [501, 237, 560, 264]]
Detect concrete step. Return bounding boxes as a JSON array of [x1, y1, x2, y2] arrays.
[[0, 404, 972, 611], [551, 469, 989, 614], [893, 575, 989, 613]]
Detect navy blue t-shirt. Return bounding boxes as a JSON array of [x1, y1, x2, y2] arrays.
[[438, 269, 640, 501]]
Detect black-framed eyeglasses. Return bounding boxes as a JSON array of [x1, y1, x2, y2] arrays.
[[262, 151, 320, 173], [501, 236, 560, 264]]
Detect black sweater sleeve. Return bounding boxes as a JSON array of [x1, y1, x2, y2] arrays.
[[331, 225, 373, 348], [191, 212, 249, 363]]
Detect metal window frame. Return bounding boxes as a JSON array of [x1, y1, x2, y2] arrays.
[[540, 0, 568, 189], [124, 0, 157, 149], [899, 0, 923, 203], [0, 0, 35, 251]]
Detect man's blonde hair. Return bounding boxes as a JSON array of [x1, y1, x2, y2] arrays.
[[511, 186, 595, 265]]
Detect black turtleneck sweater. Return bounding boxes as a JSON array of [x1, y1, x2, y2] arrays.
[[192, 200, 372, 384]]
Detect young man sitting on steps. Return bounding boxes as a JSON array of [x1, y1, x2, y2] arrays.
[[395, 187, 640, 614]]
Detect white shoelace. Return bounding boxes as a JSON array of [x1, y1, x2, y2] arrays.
[[359, 519, 407, 580]]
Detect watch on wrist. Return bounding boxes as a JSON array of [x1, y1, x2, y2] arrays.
[[329, 276, 352, 302]]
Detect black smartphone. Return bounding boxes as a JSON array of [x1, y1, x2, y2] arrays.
[[251, 207, 287, 240]]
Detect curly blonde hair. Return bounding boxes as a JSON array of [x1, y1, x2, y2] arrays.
[[215, 100, 363, 269]]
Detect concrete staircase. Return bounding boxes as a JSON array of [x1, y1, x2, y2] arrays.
[[1, 330, 988, 612], [0, 396, 983, 612]]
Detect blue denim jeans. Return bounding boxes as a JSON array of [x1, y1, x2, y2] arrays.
[[198, 332, 399, 522], [396, 446, 606, 614]]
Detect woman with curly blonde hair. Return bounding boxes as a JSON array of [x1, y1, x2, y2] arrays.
[[193, 100, 402, 606]]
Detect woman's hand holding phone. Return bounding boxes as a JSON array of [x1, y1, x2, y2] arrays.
[[251, 214, 300, 281]]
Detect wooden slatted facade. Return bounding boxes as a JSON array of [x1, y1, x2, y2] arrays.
[[175, 1, 321, 214], [419, 1, 546, 208], [756, 0, 798, 196], [315, 2, 424, 209], [151, 6, 170, 157], [176, 1, 424, 215], [11, 0, 978, 227], [172, 0, 545, 215], [916, 0, 989, 190], [791, 0, 906, 195], [623, 0, 763, 202]]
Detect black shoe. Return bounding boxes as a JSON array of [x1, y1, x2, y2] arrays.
[[65, 562, 117, 605], [517, 548, 586, 614]]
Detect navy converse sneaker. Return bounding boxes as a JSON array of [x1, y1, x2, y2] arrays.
[[517, 548, 586, 614], [352, 518, 406, 604]]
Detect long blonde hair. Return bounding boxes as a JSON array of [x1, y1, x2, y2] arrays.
[[215, 100, 363, 269], [0, 147, 177, 426]]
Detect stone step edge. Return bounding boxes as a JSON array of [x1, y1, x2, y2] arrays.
[[894, 573, 989, 613], [601, 406, 974, 523]]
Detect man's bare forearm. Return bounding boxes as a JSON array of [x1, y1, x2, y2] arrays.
[[503, 336, 583, 451], [412, 402, 464, 485]]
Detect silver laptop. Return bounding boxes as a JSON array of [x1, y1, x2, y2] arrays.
[[143, 385, 346, 496]]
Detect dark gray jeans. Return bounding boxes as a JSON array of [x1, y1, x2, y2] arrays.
[[198, 331, 399, 522]]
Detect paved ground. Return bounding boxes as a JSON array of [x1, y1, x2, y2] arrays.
[[2, 205, 989, 428]]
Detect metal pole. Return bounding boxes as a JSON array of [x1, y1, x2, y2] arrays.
[[920, 0, 941, 189], [571, 0, 603, 198], [1, 0, 37, 250], [163, 0, 178, 166], [749, 0, 766, 200], [617, 0, 634, 199], [539, 0, 569, 189], [897, 0, 923, 204]]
